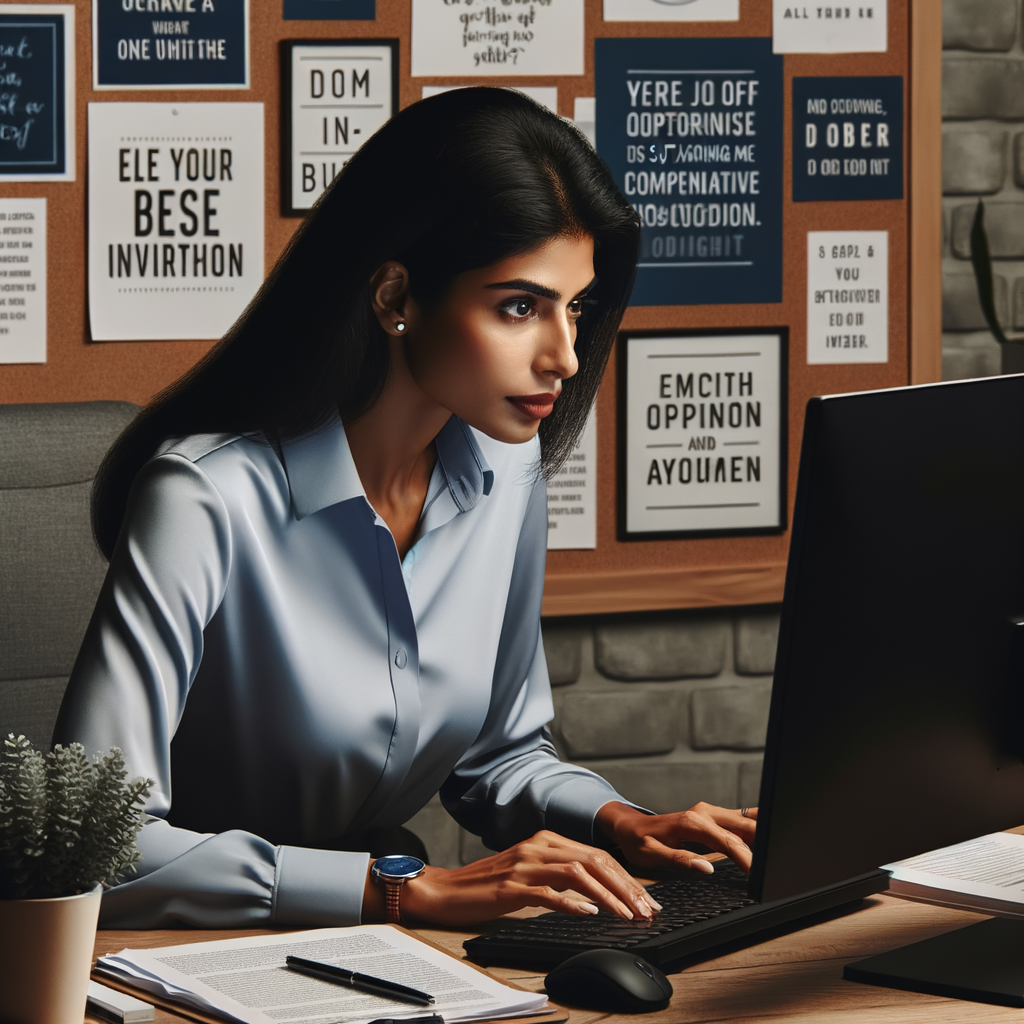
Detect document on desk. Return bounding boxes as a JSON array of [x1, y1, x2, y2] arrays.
[[883, 831, 1024, 917], [94, 925, 550, 1024]]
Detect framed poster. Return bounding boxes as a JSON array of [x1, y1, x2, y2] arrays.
[[92, 0, 249, 90], [0, 5, 74, 182], [618, 328, 787, 540], [281, 39, 398, 217], [87, 102, 264, 342], [595, 37, 783, 307], [792, 76, 903, 202]]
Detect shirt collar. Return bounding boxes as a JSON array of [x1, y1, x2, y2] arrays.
[[279, 413, 493, 522]]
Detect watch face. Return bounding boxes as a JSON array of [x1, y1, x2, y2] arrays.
[[373, 855, 425, 880]]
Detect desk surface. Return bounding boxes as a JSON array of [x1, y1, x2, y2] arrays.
[[88, 893, 1024, 1024]]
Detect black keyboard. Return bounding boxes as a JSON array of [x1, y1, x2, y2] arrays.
[[464, 862, 890, 971]]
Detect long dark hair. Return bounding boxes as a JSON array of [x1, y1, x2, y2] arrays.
[[93, 87, 639, 558]]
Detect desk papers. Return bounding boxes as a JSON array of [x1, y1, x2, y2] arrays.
[[884, 832, 1024, 918], [95, 925, 549, 1024]]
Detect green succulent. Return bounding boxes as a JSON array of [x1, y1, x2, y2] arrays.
[[0, 734, 153, 900]]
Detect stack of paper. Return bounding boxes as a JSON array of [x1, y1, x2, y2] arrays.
[[884, 831, 1024, 917], [95, 925, 550, 1024]]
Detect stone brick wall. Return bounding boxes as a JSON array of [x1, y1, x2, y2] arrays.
[[942, 0, 1024, 378], [406, 608, 779, 869]]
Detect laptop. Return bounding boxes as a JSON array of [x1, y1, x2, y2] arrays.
[[465, 375, 1024, 971]]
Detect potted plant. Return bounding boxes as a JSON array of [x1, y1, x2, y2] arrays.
[[0, 734, 151, 1024]]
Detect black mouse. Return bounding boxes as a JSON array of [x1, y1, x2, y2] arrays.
[[544, 949, 673, 1014]]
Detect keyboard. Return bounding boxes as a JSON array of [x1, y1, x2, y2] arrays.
[[464, 861, 890, 971]]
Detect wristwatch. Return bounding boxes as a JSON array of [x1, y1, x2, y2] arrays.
[[371, 855, 426, 925]]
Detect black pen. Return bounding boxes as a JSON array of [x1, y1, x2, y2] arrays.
[[285, 955, 435, 1006], [367, 1017, 444, 1024]]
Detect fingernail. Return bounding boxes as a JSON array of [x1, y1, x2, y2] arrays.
[[693, 858, 714, 874], [576, 902, 599, 915], [634, 898, 652, 918], [645, 894, 663, 912], [620, 906, 634, 920]]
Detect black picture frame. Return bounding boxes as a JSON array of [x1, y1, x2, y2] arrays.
[[280, 38, 399, 218], [617, 326, 789, 542]]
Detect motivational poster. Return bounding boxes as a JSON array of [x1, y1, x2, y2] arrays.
[[92, 0, 249, 89], [283, 0, 375, 18], [88, 102, 264, 342], [547, 410, 596, 550], [621, 330, 786, 539], [595, 37, 783, 307], [773, 1, 887, 53], [806, 231, 888, 365], [0, 198, 46, 364], [603, 0, 738, 20], [792, 77, 903, 202], [284, 41, 397, 216], [410, 0, 584, 77], [0, 5, 74, 182]]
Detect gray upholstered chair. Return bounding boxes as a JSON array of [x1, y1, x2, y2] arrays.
[[0, 401, 139, 748]]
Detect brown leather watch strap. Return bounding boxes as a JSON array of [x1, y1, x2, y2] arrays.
[[384, 880, 403, 924]]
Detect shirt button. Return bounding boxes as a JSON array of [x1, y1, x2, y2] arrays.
[[394, 648, 408, 670]]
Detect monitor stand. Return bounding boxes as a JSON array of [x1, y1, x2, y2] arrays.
[[844, 918, 1024, 1007]]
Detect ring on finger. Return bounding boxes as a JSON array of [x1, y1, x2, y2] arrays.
[[741, 807, 751, 818]]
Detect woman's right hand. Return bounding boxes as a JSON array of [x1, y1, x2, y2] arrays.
[[380, 830, 662, 928]]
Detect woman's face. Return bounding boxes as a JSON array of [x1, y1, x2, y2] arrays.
[[405, 233, 595, 445]]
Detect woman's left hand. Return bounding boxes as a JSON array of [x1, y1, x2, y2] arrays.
[[596, 801, 757, 874]]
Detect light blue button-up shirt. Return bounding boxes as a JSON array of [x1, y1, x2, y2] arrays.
[[54, 415, 628, 928]]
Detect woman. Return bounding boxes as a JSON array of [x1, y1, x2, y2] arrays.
[[55, 88, 756, 929]]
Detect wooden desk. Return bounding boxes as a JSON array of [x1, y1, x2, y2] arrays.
[[89, 894, 1024, 1024]]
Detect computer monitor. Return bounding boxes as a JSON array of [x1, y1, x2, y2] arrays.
[[751, 374, 1024, 906]]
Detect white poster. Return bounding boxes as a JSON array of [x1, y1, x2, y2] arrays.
[[421, 85, 558, 114], [624, 332, 783, 536], [773, 1, 887, 54], [0, 197, 45, 363], [573, 96, 594, 148], [88, 102, 264, 342], [289, 43, 395, 214], [807, 231, 888, 365], [603, 0, 739, 21], [547, 409, 596, 550], [411, 0, 584, 77]]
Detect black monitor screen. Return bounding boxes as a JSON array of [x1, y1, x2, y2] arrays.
[[751, 375, 1024, 904]]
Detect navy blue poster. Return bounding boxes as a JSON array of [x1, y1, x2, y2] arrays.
[[283, 0, 375, 18], [0, 12, 66, 176], [595, 37, 782, 308], [792, 77, 903, 202], [93, 0, 248, 89]]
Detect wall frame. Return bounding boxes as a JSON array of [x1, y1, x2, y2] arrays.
[[279, 38, 399, 218], [617, 327, 788, 542]]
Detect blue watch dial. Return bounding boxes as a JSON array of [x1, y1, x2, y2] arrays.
[[373, 855, 425, 880]]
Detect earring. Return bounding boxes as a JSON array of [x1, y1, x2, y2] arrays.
[[396, 321, 406, 332]]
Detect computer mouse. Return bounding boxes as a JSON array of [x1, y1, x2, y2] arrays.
[[544, 948, 673, 1014]]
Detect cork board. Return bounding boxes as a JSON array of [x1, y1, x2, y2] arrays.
[[0, 0, 938, 616]]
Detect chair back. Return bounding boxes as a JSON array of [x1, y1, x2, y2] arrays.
[[0, 401, 139, 748]]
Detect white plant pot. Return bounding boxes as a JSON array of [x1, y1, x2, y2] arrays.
[[0, 885, 102, 1024]]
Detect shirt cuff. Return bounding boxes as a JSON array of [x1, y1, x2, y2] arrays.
[[272, 846, 370, 927], [543, 777, 652, 848]]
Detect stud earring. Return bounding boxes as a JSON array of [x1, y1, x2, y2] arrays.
[[396, 321, 406, 332]]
